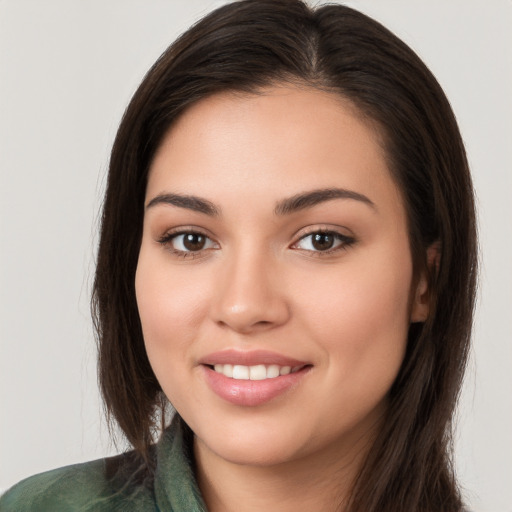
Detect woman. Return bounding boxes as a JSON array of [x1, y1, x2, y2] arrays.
[[1, 1, 477, 511]]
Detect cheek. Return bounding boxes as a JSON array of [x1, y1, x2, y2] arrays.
[[134, 249, 209, 361], [293, 248, 413, 372], [290, 252, 413, 431]]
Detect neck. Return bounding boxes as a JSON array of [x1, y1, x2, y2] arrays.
[[194, 429, 374, 512]]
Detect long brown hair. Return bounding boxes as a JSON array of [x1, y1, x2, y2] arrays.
[[92, 1, 477, 510]]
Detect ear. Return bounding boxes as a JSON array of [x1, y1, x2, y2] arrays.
[[410, 241, 441, 323]]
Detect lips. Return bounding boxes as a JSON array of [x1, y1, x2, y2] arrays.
[[199, 349, 311, 406]]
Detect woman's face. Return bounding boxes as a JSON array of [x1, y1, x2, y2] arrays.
[[135, 86, 429, 469]]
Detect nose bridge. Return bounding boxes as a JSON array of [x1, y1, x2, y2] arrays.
[[212, 241, 289, 333]]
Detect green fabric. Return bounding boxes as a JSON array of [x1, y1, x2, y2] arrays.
[[0, 417, 207, 511]]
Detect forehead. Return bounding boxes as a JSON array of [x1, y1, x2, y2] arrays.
[[147, 85, 402, 216]]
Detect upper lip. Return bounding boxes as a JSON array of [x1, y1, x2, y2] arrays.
[[198, 349, 308, 367]]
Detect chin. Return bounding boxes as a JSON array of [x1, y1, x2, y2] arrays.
[[196, 433, 307, 468]]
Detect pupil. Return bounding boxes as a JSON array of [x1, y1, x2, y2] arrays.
[[312, 233, 334, 251], [183, 233, 205, 251]]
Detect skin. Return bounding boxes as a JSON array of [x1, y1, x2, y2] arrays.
[[135, 85, 430, 512]]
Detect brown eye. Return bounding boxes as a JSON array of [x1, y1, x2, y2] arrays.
[[294, 230, 355, 254], [160, 231, 217, 254], [311, 233, 335, 251], [182, 233, 206, 251]]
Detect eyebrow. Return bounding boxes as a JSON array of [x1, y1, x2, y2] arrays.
[[274, 188, 376, 215], [146, 193, 220, 216], [145, 187, 375, 217]]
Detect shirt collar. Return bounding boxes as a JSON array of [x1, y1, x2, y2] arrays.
[[154, 415, 207, 512]]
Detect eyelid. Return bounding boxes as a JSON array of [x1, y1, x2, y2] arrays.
[[157, 223, 216, 239], [290, 226, 356, 255], [157, 226, 220, 259]]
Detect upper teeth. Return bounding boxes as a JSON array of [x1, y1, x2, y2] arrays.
[[213, 364, 302, 380]]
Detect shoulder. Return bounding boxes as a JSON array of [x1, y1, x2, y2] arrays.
[[0, 452, 157, 512]]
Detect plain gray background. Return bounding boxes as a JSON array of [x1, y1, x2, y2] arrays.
[[1, 1, 511, 510]]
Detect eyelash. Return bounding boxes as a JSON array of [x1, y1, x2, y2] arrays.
[[292, 229, 356, 256], [157, 229, 217, 260], [157, 228, 356, 259]]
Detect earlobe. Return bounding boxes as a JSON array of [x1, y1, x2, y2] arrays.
[[410, 241, 441, 323]]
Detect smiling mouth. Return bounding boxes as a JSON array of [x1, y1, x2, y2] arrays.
[[201, 357, 312, 406], [209, 363, 306, 380]]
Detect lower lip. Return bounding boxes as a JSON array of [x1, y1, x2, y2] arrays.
[[201, 365, 311, 407]]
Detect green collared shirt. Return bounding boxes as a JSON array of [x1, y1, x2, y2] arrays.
[[1, 417, 207, 511]]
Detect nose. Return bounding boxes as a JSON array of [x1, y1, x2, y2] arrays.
[[211, 247, 290, 334]]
